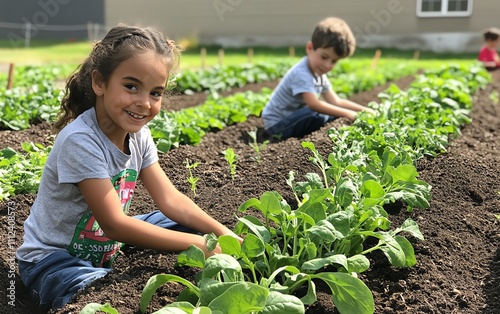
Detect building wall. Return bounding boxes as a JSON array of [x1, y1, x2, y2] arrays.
[[105, 0, 500, 52], [105, 0, 413, 45]]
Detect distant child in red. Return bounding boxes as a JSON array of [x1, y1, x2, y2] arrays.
[[478, 27, 500, 71]]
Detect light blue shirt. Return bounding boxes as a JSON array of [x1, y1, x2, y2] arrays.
[[262, 57, 332, 129]]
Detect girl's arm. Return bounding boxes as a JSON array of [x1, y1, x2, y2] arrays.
[[78, 177, 219, 256], [139, 162, 239, 238]]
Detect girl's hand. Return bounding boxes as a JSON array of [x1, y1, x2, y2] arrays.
[[217, 226, 244, 244], [197, 235, 222, 257], [198, 229, 243, 257], [206, 231, 243, 257], [205, 243, 222, 257]]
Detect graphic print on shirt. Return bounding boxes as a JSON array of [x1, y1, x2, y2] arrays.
[[312, 75, 327, 95], [68, 169, 137, 267]]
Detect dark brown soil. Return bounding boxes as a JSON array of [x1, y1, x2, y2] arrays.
[[1, 72, 499, 314]]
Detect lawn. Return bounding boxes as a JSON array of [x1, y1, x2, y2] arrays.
[[0, 39, 480, 70]]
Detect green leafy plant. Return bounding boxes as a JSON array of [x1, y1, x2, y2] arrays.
[[247, 129, 268, 163], [0, 142, 51, 201], [489, 90, 499, 105], [185, 159, 200, 197], [80, 303, 119, 314], [222, 148, 238, 181], [175, 241, 374, 313], [141, 246, 306, 314]]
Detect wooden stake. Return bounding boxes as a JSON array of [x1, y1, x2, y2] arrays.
[[200, 47, 206, 69], [289, 46, 295, 58], [247, 47, 253, 63], [413, 50, 420, 60], [371, 49, 382, 70], [218, 48, 224, 67], [6, 63, 15, 90]]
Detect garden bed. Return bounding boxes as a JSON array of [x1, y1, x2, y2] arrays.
[[0, 72, 499, 314]]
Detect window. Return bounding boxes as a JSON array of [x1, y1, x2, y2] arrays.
[[417, 0, 473, 17]]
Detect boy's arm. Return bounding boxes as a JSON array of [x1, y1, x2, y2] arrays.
[[303, 91, 356, 120], [303, 91, 373, 121], [321, 89, 373, 112]]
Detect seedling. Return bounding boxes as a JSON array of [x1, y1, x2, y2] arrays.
[[222, 148, 238, 181], [80, 303, 118, 314], [247, 129, 268, 163], [185, 159, 200, 197], [489, 90, 499, 105]]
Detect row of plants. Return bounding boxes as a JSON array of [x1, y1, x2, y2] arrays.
[[0, 82, 63, 130], [173, 58, 376, 95], [151, 61, 421, 153], [0, 64, 74, 88], [0, 142, 51, 201], [0, 64, 68, 130], [82, 64, 491, 314], [174, 60, 295, 94]]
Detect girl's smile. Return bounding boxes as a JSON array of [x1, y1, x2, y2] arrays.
[[125, 110, 148, 120]]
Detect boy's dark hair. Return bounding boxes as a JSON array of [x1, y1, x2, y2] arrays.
[[483, 27, 500, 41], [54, 24, 181, 131], [311, 17, 356, 58]]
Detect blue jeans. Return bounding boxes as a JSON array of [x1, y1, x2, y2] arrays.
[[18, 210, 194, 311], [266, 106, 336, 139]]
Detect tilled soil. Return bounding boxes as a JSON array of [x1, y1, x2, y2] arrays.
[[0, 71, 499, 314]]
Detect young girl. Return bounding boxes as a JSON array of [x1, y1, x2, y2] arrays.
[[16, 25, 240, 311]]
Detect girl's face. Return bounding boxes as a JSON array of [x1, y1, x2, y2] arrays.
[[92, 50, 168, 145], [306, 41, 341, 76]]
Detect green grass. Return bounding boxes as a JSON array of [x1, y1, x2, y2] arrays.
[[0, 40, 92, 65], [0, 39, 479, 70], [0, 40, 304, 69]]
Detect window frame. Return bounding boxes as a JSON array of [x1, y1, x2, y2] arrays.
[[416, 0, 473, 17]]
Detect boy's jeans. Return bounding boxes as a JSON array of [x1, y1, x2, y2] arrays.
[[265, 106, 336, 139], [18, 210, 194, 311]]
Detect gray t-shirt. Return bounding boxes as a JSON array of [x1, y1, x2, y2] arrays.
[[17, 107, 158, 267], [262, 57, 332, 129]]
